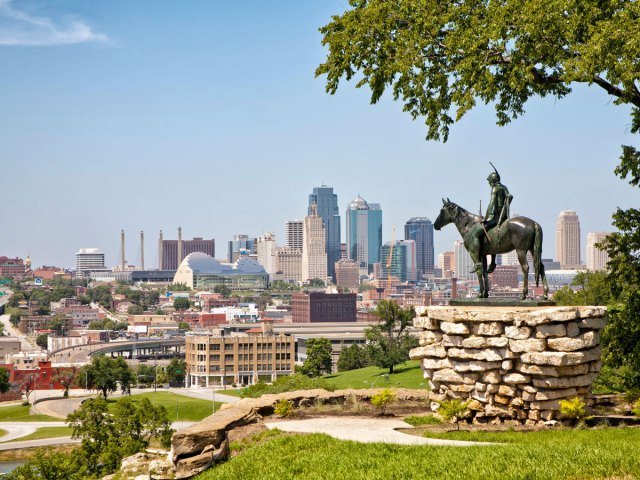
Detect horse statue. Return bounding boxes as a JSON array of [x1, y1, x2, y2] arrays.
[[434, 198, 549, 300]]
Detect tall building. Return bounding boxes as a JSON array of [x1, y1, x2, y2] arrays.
[[75, 248, 105, 278], [555, 210, 581, 269], [404, 217, 434, 277], [334, 259, 360, 289], [285, 220, 303, 250], [437, 251, 455, 278], [454, 240, 475, 281], [302, 204, 328, 282], [586, 232, 611, 271], [227, 234, 255, 263], [346, 195, 382, 273], [159, 231, 215, 270], [275, 247, 302, 283], [256, 232, 278, 276], [308, 185, 341, 279], [380, 240, 417, 282]]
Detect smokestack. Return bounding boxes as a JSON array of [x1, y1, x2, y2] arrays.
[[121, 230, 126, 271], [159, 230, 164, 270], [140, 230, 145, 270], [178, 226, 183, 264]]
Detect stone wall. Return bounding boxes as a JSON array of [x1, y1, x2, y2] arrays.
[[410, 306, 607, 425]]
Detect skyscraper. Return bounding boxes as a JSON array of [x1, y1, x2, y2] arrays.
[[346, 195, 382, 273], [404, 217, 435, 278], [285, 220, 303, 250], [302, 203, 328, 282], [380, 240, 417, 282], [586, 232, 610, 271], [256, 232, 278, 276], [454, 240, 474, 281], [75, 248, 105, 278], [227, 235, 255, 263], [308, 185, 341, 280], [555, 210, 581, 269], [159, 231, 215, 270]]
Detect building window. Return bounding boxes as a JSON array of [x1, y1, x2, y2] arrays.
[[225, 344, 234, 351], [209, 354, 220, 361], [225, 354, 234, 362], [211, 344, 220, 351]]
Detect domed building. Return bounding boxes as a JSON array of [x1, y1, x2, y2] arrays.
[[173, 252, 269, 290]]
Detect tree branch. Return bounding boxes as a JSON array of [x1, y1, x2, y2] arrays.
[[592, 75, 640, 107]]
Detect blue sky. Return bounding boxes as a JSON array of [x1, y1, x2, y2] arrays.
[[0, 1, 637, 269]]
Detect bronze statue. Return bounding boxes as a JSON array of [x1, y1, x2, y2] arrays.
[[434, 167, 548, 300]]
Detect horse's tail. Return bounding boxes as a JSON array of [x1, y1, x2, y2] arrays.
[[533, 222, 544, 287]]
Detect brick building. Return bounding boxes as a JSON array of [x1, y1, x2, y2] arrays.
[[291, 292, 357, 323]]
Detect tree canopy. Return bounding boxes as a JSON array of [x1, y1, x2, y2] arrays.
[[300, 337, 333, 377], [317, 0, 640, 141], [82, 356, 133, 398]]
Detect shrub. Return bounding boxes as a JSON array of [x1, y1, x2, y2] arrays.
[[437, 399, 470, 429], [371, 388, 396, 415], [632, 400, 640, 418], [559, 397, 587, 420], [404, 415, 442, 426], [274, 399, 294, 418], [240, 374, 335, 399]]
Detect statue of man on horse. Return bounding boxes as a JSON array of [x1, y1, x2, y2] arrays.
[[434, 165, 548, 300]]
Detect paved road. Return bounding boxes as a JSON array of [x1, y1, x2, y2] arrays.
[[0, 290, 36, 352], [266, 417, 495, 446], [167, 387, 240, 404]]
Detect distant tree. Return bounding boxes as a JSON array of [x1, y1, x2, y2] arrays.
[[81, 356, 133, 398], [214, 284, 232, 298], [300, 338, 333, 377], [365, 300, 418, 374], [127, 304, 144, 315], [337, 344, 371, 372], [6, 448, 83, 480], [9, 309, 21, 327], [308, 278, 325, 288], [45, 315, 68, 336], [173, 297, 190, 311], [166, 357, 187, 387], [36, 333, 48, 349], [53, 367, 78, 398], [0, 368, 10, 394], [553, 271, 611, 306], [177, 321, 190, 331], [20, 374, 38, 404], [169, 283, 191, 292]]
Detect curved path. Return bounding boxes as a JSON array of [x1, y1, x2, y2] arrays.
[[266, 417, 494, 446]]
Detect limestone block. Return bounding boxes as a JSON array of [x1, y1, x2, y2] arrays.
[[422, 358, 453, 370], [432, 368, 465, 383], [575, 306, 607, 318], [509, 339, 546, 353], [533, 373, 598, 389], [523, 307, 581, 326], [503, 373, 530, 384], [498, 385, 517, 397], [520, 348, 602, 366], [483, 371, 502, 384], [450, 360, 502, 372], [441, 321, 470, 334], [472, 322, 503, 336], [414, 344, 447, 359], [419, 331, 443, 346], [565, 322, 580, 338], [430, 402, 441, 412], [450, 384, 475, 393], [505, 326, 532, 340], [535, 324, 566, 338], [487, 337, 509, 348], [578, 317, 607, 330], [448, 348, 506, 362], [461, 336, 488, 348], [528, 399, 561, 410], [525, 419, 537, 427], [540, 410, 556, 421], [486, 384, 499, 393], [468, 399, 484, 411], [414, 316, 439, 330], [528, 409, 541, 420], [522, 391, 536, 402], [485, 404, 512, 417], [430, 393, 446, 402], [548, 332, 598, 352], [472, 390, 489, 402], [590, 360, 603, 373], [442, 334, 464, 347], [534, 388, 577, 401], [475, 382, 487, 392], [501, 360, 513, 370], [426, 307, 516, 323], [516, 362, 590, 378], [511, 397, 524, 407], [494, 394, 511, 405]]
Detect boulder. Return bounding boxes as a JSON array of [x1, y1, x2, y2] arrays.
[[419, 331, 443, 346], [535, 324, 566, 338], [520, 348, 602, 366], [548, 332, 598, 352], [442, 334, 464, 347], [448, 348, 506, 362], [505, 326, 532, 340], [503, 373, 530, 384], [472, 322, 503, 336], [440, 322, 470, 334], [532, 373, 598, 389], [534, 388, 577, 401], [508, 339, 546, 353]]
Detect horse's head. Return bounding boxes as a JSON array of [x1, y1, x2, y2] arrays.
[[434, 198, 458, 231]]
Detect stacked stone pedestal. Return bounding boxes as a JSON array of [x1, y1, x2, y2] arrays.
[[410, 306, 607, 425]]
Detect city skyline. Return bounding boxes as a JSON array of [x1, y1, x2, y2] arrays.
[[0, 2, 635, 268]]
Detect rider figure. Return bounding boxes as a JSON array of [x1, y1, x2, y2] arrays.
[[471, 164, 513, 274]]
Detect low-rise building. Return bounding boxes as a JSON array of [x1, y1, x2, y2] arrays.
[[0, 338, 21, 359], [291, 292, 357, 323], [185, 333, 295, 387]]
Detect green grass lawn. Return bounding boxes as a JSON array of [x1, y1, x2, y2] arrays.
[[0, 428, 7, 438], [213, 389, 243, 398], [196, 428, 640, 480], [323, 360, 428, 390], [107, 392, 223, 422], [2, 426, 73, 443], [0, 404, 60, 422]]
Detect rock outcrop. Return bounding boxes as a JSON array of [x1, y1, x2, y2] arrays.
[[410, 306, 607, 425]]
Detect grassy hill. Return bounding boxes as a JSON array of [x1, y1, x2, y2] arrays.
[[106, 392, 221, 422], [323, 360, 428, 390]]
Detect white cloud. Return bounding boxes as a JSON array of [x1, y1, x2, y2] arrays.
[[0, 0, 108, 46]]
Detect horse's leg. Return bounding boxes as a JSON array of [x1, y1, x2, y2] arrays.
[[482, 256, 489, 298], [488, 255, 497, 274], [540, 264, 549, 300], [518, 249, 529, 300]]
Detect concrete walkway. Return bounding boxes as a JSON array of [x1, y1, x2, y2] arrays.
[[266, 417, 494, 446]]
